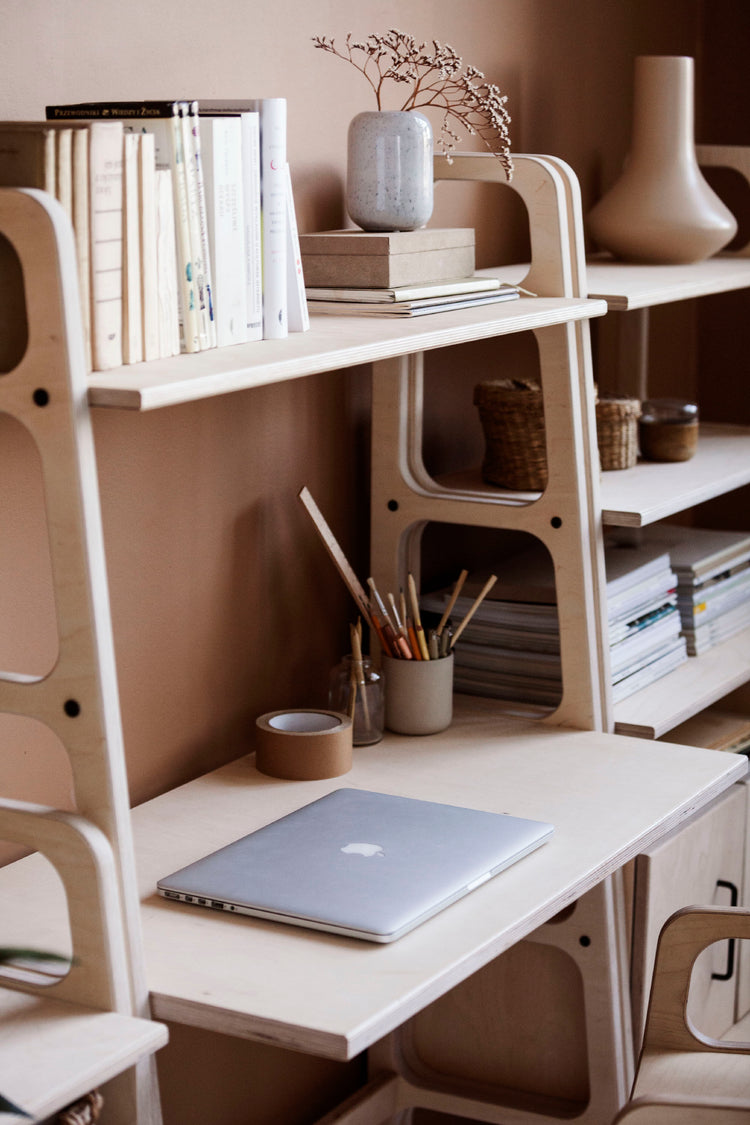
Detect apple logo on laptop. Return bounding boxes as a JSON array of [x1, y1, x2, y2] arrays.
[[341, 842, 385, 858]]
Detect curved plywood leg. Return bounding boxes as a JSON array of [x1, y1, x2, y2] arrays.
[[0, 189, 163, 1122]]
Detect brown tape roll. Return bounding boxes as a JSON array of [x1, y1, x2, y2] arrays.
[[254, 709, 353, 780]]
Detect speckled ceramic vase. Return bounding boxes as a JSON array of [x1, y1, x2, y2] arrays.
[[588, 56, 737, 264], [346, 110, 434, 232]]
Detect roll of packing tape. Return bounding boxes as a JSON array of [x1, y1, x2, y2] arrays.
[[255, 709, 353, 780]]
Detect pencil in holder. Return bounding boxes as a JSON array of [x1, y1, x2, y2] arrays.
[[595, 393, 641, 470], [473, 378, 548, 490]]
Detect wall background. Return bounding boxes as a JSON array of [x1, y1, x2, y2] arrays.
[[1, 2, 748, 1120]]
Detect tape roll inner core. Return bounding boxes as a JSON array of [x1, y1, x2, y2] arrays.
[[267, 711, 342, 734]]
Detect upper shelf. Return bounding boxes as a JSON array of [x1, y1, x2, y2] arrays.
[[86, 292, 606, 411], [586, 254, 750, 310]]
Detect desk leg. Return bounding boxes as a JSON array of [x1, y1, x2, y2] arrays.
[[367, 876, 633, 1125]]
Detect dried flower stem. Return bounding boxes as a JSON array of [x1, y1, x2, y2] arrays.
[[312, 30, 512, 177]]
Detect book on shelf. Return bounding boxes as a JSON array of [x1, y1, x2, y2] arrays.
[[181, 102, 215, 349], [122, 131, 143, 364], [255, 97, 287, 339], [46, 100, 207, 356], [420, 536, 685, 707], [11, 96, 303, 368], [197, 104, 263, 342], [199, 98, 289, 340], [305, 274, 513, 304], [285, 162, 309, 333], [307, 288, 521, 318], [138, 132, 159, 362], [200, 115, 247, 348], [154, 168, 180, 357], [299, 227, 476, 289], [0, 120, 125, 369]]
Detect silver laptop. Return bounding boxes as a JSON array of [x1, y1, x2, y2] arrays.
[[157, 788, 554, 943]]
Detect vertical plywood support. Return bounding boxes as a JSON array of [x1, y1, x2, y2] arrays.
[[370, 155, 611, 732], [0, 189, 162, 1124], [358, 878, 632, 1125]]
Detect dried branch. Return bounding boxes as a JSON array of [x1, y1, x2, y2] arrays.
[[312, 30, 513, 178]]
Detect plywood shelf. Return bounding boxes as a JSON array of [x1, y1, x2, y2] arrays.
[[599, 423, 750, 527], [433, 424, 750, 527], [586, 254, 750, 310], [0, 990, 167, 1122], [613, 625, 750, 739], [86, 291, 607, 412]]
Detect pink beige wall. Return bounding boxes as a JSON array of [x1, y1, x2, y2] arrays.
[[1, 1, 747, 1121]]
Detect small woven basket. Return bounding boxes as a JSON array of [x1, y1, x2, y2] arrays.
[[595, 394, 641, 471], [474, 378, 548, 490]]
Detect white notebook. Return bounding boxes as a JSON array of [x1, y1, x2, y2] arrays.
[[157, 788, 554, 943]]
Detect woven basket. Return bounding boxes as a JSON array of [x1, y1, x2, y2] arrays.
[[474, 379, 548, 490], [595, 394, 641, 470]]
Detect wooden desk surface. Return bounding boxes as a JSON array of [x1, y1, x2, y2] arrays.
[[129, 698, 746, 1060]]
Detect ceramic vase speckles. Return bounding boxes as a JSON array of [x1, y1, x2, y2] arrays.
[[346, 110, 434, 232], [588, 56, 737, 264]]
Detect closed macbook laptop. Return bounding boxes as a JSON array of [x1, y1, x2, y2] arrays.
[[157, 787, 554, 943]]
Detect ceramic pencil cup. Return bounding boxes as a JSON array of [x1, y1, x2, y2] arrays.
[[381, 652, 454, 735]]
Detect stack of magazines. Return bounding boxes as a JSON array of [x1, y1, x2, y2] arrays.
[[305, 273, 522, 318], [421, 537, 687, 707], [632, 525, 750, 655]]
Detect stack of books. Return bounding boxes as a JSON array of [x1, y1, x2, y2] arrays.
[[420, 537, 687, 707], [300, 228, 522, 318], [0, 98, 308, 372], [632, 525, 750, 655]]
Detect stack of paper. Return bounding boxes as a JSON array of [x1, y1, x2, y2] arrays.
[[421, 537, 686, 707], [305, 273, 522, 318], [632, 525, 750, 655]]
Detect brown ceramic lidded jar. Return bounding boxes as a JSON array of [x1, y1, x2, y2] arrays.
[[639, 399, 699, 462]]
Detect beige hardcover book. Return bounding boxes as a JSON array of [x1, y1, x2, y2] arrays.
[[138, 131, 159, 362], [122, 132, 143, 365], [71, 127, 92, 370], [55, 128, 73, 223], [155, 168, 181, 357], [88, 120, 124, 370], [300, 228, 475, 289]]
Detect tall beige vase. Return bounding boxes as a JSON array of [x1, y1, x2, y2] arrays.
[[588, 55, 737, 264]]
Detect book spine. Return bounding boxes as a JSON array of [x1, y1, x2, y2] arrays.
[[169, 104, 200, 353], [88, 120, 124, 371], [155, 168, 181, 357], [256, 98, 287, 339], [55, 128, 73, 224], [71, 127, 92, 370], [284, 163, 309, 333], [47, 101, 194, 120], [202, 117, 247, 348], [239, 112, 263, 342], [138, 131, 159, 362], [187, 102, 216, 348], [180, 103, 211, 349], [121, 131, 143, 364]]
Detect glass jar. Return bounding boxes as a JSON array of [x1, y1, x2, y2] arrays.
[[639, 398, 699, 462], [328, 655, 384, 746]]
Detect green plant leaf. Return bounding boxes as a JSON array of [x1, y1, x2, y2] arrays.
[[0, 947, 71, 966]]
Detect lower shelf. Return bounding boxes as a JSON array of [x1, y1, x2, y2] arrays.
[[0, 989, 167, 1121], [613, 624, 750, 739]]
